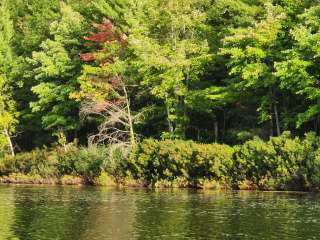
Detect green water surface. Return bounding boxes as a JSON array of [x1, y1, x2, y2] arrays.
[[0, 185, 319, 240]]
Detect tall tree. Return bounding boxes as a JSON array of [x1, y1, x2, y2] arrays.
[[275, 4, 320, 132], [220, 2, 287, 136], [27, 2, 86, 143], [0, 0, 19, 156], [128, 0, 211, 139], [77, 18, 137, 146]]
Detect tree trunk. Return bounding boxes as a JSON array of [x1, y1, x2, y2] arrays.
[[165, 96, 174, 133], [317, 98, 320, 136], [274, 103, 281, 136], [166, 104, 174, 133], [183, 72, 190, 138], [171, 23, 176, 51], [197, 128, 200, 141], [317, 114, 320, 136], [214, 120, 218, 143], [123, 84, 135, 146], [3, 128, 14, 157], [270, 105, 274, 137], [222, 110, 226, 141], [168, 22, 176, 135]]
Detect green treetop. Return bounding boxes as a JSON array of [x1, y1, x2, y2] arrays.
[[27, 2, 86, 142], [129, 0, 211, 138], [275, 4, 320, 129], [220, 2, 287, 136]]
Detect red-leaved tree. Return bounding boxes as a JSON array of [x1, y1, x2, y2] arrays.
[[79, 18, 136, 147]]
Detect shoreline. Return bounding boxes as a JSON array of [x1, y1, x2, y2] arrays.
[[1, 175, 318, 193]]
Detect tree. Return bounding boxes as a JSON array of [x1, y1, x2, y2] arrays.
[[2, 0, 320, 151], [90, 0, 129, 28], [27, 2, 86, 142], [77, 18, 137, 146], [220, 2, 287, 136], [275, 4, 320, 131], [0, 77, 18, 156], [128, 0, 211, 138], [9, 0, 60, 55], [0, 0, 19, 156]]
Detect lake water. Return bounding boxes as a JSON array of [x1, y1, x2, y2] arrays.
[[0, 185, 319, 240]]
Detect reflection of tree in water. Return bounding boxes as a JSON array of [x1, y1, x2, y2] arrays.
[[194, 191, 320, 240], [3, 186, 320, 240], [184, 191, 233, 239], [132, 190, 320, 240], [9, 186, 138, 240], [78, 188, 137, 240], [222, 191, 299, 240], [0, 186, 16, 239], [11, 186, 91, 240], [132, 190, 197, 239], [131, 190, 240, 239]]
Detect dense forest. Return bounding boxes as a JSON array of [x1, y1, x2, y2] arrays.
[[2, 0, 320, 190], [1, 0, 320, 154]]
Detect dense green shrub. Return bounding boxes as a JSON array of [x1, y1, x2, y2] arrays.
[[230, 132, 320, 190], [57, 144, 130, 184], [233, 132, 306, 190], [0, 148, 59, 178], [0, 144, 129, 184], [2, 132, 320, 191], [58, 145, 108, 183], [0, 146, 109, 184], [130, 139, 234, 187], [299, 133, 320, 189], [104, 144, 131, 183]]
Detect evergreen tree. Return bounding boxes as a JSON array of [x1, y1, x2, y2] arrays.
[[27, 2, 86, 143]]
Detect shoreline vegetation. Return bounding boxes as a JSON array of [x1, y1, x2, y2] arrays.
[[3, 1, 320, 195], [2, 132, 320, 192]]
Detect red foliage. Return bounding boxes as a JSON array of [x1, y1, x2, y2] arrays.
[[83, 18, 117, 43], [93, 18, 114, 31], [84, 30, 115, 43], [80, 18, 125, 62], [79, 53, 96, 61]]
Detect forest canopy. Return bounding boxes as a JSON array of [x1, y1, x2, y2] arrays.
[[1, 0, 320, 155]]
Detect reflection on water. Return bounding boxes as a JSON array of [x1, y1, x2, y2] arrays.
[[0, 185, 319, 240]]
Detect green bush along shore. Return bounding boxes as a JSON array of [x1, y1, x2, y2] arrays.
[[1, 132, 320, 191]]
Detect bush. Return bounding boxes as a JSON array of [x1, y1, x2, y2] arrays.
[[233, 132, 305, 190], [0, 148, 59, 178], [58, 144, 131, 184], [129, 139, 234, 187], [0, 144, 129, 185], [104, 144, 130, 183], [58, 145, 108, 183], [299, 132, 320, 189], [2, 132, 320, 191]]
